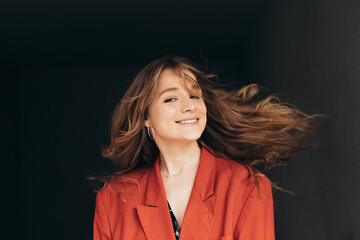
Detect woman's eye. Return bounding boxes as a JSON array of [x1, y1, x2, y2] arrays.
[[164, 98, 176, 103], [164, 95, 200, 103], [191, 95, 200, 99]]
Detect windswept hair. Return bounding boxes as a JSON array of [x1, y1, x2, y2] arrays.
[[91, 55, 324, 189]]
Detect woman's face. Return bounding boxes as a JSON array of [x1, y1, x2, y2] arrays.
[[144, 68, 207, 144]]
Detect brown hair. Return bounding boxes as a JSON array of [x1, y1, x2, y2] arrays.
[[92, 55, 324, 189]]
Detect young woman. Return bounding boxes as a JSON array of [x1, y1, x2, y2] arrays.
[[93, 56, 321, 240]]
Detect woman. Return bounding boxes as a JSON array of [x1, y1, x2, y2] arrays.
[[93, 56, 321, 240]]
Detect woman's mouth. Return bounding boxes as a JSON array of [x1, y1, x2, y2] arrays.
[[175, 118, 199, 124]]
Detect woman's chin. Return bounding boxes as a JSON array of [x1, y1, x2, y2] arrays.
[[180, 135, 203, 143], [162, 136, 201, 144]]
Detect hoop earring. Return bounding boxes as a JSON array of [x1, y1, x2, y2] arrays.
[[147, 127, 154, 140]]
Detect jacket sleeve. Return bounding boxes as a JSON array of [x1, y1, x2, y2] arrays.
[[234, 176, 275, 240], [93, 191, 112, 240]]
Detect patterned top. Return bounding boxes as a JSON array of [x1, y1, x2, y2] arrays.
[[167, 201, 181, 240]]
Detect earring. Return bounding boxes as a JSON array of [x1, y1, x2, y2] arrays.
[[147, 127, 154, 140]]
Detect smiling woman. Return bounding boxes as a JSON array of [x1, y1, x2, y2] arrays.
[[144, 68, 207, 148], [92, 55, 323, 240]]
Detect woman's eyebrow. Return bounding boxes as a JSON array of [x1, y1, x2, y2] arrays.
[[159, 87, 178, 97], [158, 86, 200, 97]]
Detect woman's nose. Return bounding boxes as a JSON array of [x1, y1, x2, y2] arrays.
[[181, 98, 196, 112]]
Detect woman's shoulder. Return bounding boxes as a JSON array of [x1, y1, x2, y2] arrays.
[[214, 155, 271, 190], [214, 155, 250, 178], [98, 166, 151, 199]]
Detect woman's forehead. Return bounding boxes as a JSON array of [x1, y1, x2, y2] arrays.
[[157, 68, 199, 88]]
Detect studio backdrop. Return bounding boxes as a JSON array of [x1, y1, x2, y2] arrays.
[[3, 0, 360, 239]]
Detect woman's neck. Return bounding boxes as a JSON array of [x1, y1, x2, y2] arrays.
[[158, 141, 201, 177]]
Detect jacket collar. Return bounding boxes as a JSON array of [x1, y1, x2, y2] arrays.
[[136, 145, 217, 240]]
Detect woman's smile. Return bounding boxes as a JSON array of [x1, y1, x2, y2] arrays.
[[175, 118, 200, 125]]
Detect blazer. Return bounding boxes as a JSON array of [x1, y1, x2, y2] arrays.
[[93, 146, 275, 240]]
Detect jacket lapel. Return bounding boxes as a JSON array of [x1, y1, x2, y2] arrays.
[[136, 146, 217, 240], [179, 146, 217, 240], [136, 155, 175, 240]]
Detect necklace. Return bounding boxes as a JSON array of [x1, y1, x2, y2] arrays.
[[160, 158, 200, 178]]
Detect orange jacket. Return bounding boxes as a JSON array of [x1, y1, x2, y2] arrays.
[[93, 146, 275, 240]]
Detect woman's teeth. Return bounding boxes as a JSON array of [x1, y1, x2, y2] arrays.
[[178, 119, 198, 123]]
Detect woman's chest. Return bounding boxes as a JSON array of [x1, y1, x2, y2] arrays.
[[161, 170, 197, 228]]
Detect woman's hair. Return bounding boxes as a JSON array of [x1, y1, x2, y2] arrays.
[[93, 55, 324, 189]]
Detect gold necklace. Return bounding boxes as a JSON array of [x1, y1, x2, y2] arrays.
[[160, 159, 199, 178]]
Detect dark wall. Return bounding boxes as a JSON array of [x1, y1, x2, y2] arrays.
[[3, 0, 359, 239], [263, 2, 360, 240]]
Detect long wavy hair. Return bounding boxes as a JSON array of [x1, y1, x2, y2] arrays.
[[93, 55, 324, 190]]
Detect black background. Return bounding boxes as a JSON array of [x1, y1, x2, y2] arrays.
[[3, 0, 360, 239]]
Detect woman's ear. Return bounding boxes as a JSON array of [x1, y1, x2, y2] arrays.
[[144, 118, 151, 128]]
